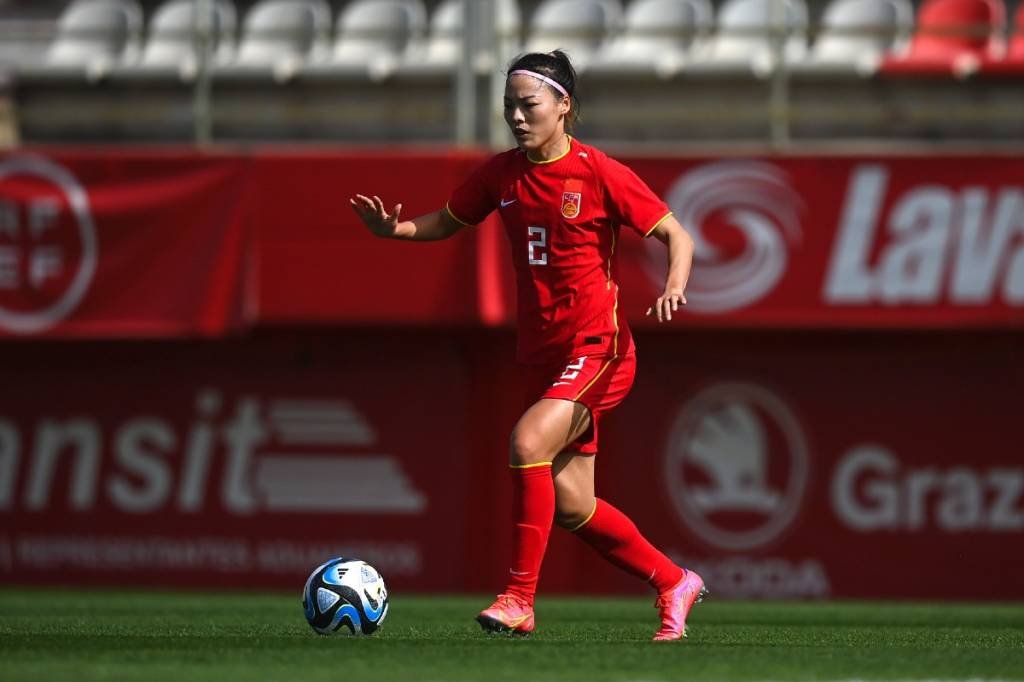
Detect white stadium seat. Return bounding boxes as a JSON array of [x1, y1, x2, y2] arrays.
[[688, 0, 808, 77], [232, 0, 331, 79], [46, 0, 143, 77], [139, 0, 237, 76], [798, 0, 913, 75], [590, 0, 713, 77], [405, 0, 521, 73], [330, 0, 427, 79], [525, 0, 623, 70], [416, 0, 463, 68]]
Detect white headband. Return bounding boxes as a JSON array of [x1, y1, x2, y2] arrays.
[[509, 69, 569, 98]]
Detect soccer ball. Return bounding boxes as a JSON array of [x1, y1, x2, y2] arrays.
[[302, 557, 389, 636]]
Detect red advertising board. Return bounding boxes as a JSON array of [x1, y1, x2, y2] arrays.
[[0, 334, 476, 590], [0, 151, 251, 337], [248, 149, 496, 326], [1, 149, 1023, 337], [1, 330, 1021, 598], [614, 156, 1024, 328], [592, 330, 1024, 600], [248, 152, 1024, 329], [0, 147, 1021, 598]]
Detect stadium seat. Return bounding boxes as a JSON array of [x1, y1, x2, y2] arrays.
[[402, 0, 522, 74], [687, 0, 808, 77], [407, 0, 463, 71], [794, 0, 912, 76], [138, 0, 236, 77], [415, 0, 463, 68], [524, 0, 623, 70], [1011, 2, 1024, 59], [978, 0, 1024, 75], [230, 0, 331, 80], [880, 0, 1006, 78], [329, 0, 426, 80], [44, 0, 143, 79], [589, 0, 713, 78]]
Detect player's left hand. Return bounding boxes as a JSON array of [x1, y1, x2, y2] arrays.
[[646, 290, 686, 322]]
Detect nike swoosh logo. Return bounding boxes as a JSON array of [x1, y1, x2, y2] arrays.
[[500, 198, 517, 208]]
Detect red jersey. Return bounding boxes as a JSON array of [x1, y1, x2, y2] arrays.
[[447, 137, 671, 364]]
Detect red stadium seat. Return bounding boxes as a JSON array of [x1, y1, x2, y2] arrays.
[[978, 1, 1024, 76], [1011, 4, 1024, 59], [880, 0, 1005, 78]]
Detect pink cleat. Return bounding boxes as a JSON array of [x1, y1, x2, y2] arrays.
[[476, 593, 535, 636], [653, 569, 707, 641]]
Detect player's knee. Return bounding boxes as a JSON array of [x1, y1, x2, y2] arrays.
[[508, 429, 551, 466], [553, 483, 593, 529], [554, 499, 592, 529]]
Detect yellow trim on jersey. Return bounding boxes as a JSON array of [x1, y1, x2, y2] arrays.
[[573, 357, 614, 401], [573, 284, 623, 401], [445, 203, 473, 227], [569, 500, 599, 532], [643, 211, 674, 238], [606, 229, 617, 291], [610, 289, 620, 356], [509, 461, 553, 469], [527, 135, 573, 165]]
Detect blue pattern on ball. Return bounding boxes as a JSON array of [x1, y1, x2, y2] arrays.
[[331, 603, 363, 634], [362, 589, 385, 621]]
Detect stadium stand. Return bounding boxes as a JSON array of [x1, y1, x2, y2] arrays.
[[588, 0, 713, 77], [398, 0, 521, 73], [793, 0, 912, 76], [321, 0, 427, 80], [215, 0, 445, 139], [1, 0, 1023, 143], [414, 0, 465, 68], [138, 0, 236, 75], [45, 0, 143, 78], [1011, 0, 1024, 54], [230, 0, 332, 80], [524, 0, 623, 69], [979, 0, 1024, 71], [686, 0, 808, 76], [880, 0, 1006, 77]]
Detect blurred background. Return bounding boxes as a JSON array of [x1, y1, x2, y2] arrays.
[[0, 0, 1021, 601]]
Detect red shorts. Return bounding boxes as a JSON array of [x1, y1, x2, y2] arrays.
[[522, 353, 637, 454]]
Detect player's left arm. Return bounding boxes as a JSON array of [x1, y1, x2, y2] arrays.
[[645, 215, 694, 322]]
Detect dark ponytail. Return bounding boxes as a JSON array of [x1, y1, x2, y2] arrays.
[[507, 50, 581, 132]]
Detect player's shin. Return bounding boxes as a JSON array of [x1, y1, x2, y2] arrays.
[[571, 498, 684, 592], [505, 462, 555, 604]]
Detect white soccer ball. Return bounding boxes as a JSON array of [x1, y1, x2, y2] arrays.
[[302, 557, 389, 636]]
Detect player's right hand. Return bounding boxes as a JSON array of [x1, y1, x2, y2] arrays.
[[350, 194, 403, 238]]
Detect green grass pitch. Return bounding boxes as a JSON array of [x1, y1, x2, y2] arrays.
[[1, 589, 1022, 681]]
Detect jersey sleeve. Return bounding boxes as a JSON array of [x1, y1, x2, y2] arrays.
[[601, 155, 673, 237], [446, 154, 502, 227]]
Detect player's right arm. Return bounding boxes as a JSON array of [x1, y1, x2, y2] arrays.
[[350, 193, 468, 241]]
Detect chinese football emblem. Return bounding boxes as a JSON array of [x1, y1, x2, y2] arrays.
[[561, 191, 581, 219]]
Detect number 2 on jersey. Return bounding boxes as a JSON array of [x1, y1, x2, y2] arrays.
[[528, 226, 548, 266]]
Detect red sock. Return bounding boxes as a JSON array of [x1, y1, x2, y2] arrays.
[[505, 463, 555, 605], [573, 498, 684, 593]]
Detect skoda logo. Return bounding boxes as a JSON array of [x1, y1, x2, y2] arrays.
[[664, 382, 809, 551]]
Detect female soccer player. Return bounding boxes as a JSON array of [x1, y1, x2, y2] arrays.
[[350, 50, 704, 641]]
